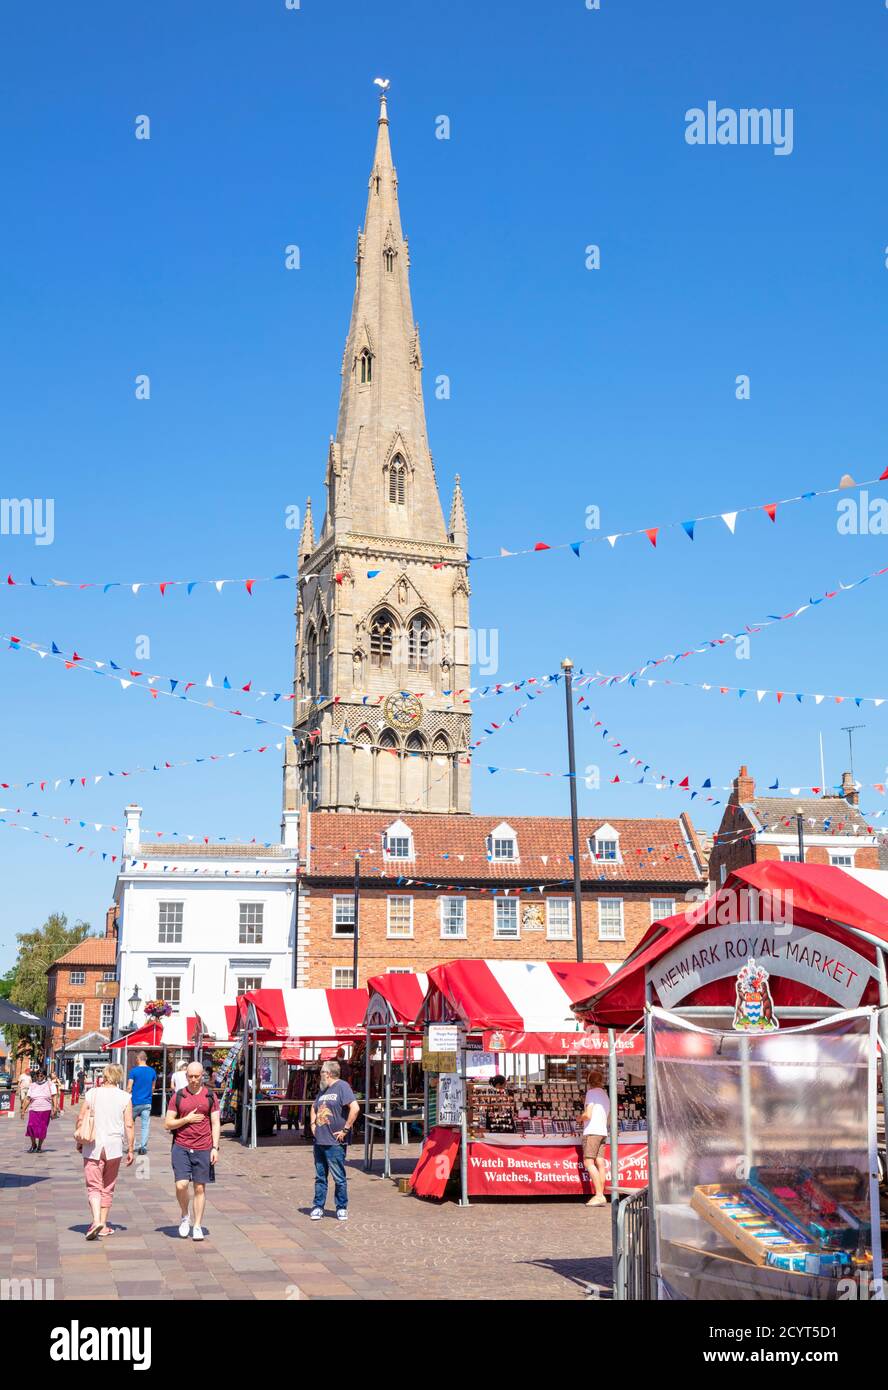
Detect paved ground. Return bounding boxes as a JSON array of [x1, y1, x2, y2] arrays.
[[0, 1108, 613, 1301]]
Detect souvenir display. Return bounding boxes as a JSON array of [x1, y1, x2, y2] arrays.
[[691, 1183, 863, 1276], [748, 1166, 871, 1250]]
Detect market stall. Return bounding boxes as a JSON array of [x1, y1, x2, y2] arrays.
[[410, 959, 644, 1204], [363, 973, 428, 1176], [574, 862, 888, 1300], [237, 987, 368, 1147], [103, 1005, 239, 1108]]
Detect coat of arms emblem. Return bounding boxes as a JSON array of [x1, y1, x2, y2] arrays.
[[732, 958, 779, 1032]]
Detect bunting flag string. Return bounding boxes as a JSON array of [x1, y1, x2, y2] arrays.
[[0, 804, 296, 847], [8, 473, 887, 591], [3, 632, 292, 731], [0, 816, 119, 862], [0, 740, 286, 796], [1, 630, 562, 712], [599, 671, 888, 712], [5, 571, 297, 596], [466, 470, 888, 562], [584, 559, 888, 686]]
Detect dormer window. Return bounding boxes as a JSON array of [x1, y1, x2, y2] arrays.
[[384, 819, 414, 862], [590, 823, 621, 863], [359, 350, 373, 384], [488, 822, 518, 862], [388, 455, 407, 505]]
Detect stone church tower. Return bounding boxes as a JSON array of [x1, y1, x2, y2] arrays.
[[282, 90, 472, 819]]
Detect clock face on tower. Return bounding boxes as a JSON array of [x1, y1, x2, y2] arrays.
[[383, 691, 423, 733]]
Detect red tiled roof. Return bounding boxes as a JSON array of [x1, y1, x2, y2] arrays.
[[306, 813, 704, 884], [49, 938, 117, 969]]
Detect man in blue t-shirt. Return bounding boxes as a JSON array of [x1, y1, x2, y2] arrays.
[[127, 1051, 157, 1154], [309, 1061, 360, 1221]]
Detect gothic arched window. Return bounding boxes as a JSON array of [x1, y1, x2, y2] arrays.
[[359, 350, 373, 384], [318, 620, 330, 695], [408, 614, 434, 671], [384, 248, 395, 273], [388, 454, 406, 505], [369, 609, 395, 669], [305, 624, 318, 692]]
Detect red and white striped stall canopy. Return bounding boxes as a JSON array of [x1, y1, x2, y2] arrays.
[[423, 959, 627, 1054], [573, 862, 888, 1029], [103, 1020, 164, 1051], [158, 1005, 239, 1049], [237, 988, 368, 1041], [365, 973, 429, 1028]]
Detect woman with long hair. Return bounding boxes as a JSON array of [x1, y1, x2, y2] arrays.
[[75, 1061, 135, 1239]]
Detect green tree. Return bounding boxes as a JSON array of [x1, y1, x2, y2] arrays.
[[0, 966, 15, 1000], [4, 912, 92, 1053]]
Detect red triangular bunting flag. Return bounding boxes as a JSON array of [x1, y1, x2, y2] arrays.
[[533, 542, 551, 552], [645, 528, 659, 547], [764, 503, 777, 522]]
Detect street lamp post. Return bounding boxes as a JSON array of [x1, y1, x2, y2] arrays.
[[352, 854, 361, 986], [561, 658, 584, 963], [128, 984, 141, 1027], [796, 809, 805, 863]]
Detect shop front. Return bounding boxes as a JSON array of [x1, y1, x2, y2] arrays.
[[575, 862, 888, 1300], [409, 959, 645, 1204]]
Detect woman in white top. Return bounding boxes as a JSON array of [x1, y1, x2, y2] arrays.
[[582, 1067, 611, 1208], [75, 1062, 135, 1240]]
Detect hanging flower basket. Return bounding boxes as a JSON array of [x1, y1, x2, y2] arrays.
[[144, 1000, 173, 1020]]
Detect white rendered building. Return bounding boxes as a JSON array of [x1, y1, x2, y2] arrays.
[[112, 805, 302, 1040]]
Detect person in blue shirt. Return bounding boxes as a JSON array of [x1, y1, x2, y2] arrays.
[[127, 1051, 157, 1154]]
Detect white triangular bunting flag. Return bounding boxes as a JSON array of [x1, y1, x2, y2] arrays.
[[722, 511, 738, 534]]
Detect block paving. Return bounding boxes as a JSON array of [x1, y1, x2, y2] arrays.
[[0, 1110, 613, 1300]]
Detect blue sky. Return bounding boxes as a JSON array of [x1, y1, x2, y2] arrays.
[[1, 0, 886, 966]]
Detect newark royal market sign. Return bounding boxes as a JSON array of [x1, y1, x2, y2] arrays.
[[651, 921, 874, 1011]]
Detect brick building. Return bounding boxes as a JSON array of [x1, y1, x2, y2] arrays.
[[708, 764, 879, 890], [295, 810, 706, 987], [45, 905, 119, 1079]]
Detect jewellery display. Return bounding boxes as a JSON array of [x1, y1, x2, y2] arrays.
[[466, 1079, 647, 1140]]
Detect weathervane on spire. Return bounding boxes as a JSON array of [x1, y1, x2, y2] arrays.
[[373, 77, 391, 94]]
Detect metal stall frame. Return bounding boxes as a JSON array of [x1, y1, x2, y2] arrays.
[[239, 999, 365, 1150], [362, 993, 418, 1179]]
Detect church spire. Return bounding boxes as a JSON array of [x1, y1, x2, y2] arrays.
[[448, 474, 468, 552], [285, 85, 472, 820], [334, 84, 446, 543], [298, 496, 315, 559]]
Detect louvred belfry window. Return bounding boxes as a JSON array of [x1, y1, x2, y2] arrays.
[[408, 615, 433, 671], [388, 455, 406, 505], [370, 611, 395, 668]]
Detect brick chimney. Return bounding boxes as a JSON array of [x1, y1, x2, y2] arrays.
[[841, 770, 859, 807], [104, 904, 118, 940], [733, 764, 755, 804]]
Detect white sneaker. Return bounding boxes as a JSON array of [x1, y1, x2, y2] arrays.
[[310, 1207, 324, 1220], [178, 1217, 191, 1238], [336, 1208, 349, 1222], [192, 1225, 205, 1241]]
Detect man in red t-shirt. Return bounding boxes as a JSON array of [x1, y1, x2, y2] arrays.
[[165, 1061, 220, 1241]]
